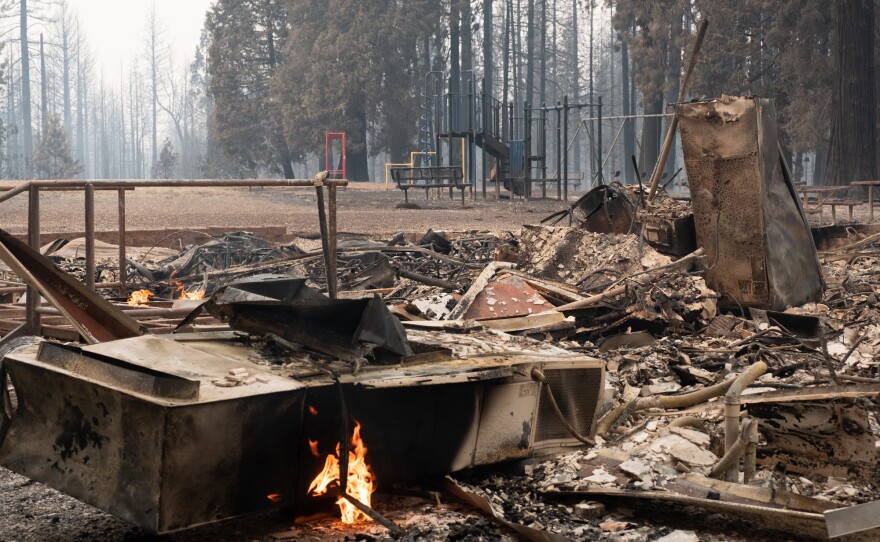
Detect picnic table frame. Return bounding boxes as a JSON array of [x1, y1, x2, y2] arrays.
[[851, 181, 880, 222]]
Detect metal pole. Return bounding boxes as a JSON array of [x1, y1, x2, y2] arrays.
[[597, 96, 604, 187], [117, 188, 127, 297], [328, 184, 339, 297], [556, 103, 562, 200], [315, 181, 337, 299], [541, 103, 548, 198], [26, 185, 40, 334], [481, 78, 487, 200], [563, 95, 569, 202], [85, 183, 96, 291], [524, 101, 531, 201]]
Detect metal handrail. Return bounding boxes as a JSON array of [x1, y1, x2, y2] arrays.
[[0, 176, 348, 335]]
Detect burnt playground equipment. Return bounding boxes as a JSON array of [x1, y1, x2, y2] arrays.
[[391, 71, 605, 202]]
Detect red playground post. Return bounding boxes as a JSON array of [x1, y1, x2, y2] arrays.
[[325, 132, 347, 180]]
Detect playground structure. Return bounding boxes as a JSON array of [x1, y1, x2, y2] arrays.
[[391, 71, 606, 202], [325, 132, 347, 180]]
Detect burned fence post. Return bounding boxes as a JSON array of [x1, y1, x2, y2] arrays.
[[85, 183, 96, 291], [26, 184, 40, 334]]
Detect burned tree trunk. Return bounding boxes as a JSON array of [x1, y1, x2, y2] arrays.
[[824, 0, 877, 186]]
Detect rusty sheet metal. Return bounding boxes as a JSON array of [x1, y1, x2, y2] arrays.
[[747, 399, 876, 479], [676, 96, 823, 309], [463, 275, 555, 320], [0, 228, 143, 343]]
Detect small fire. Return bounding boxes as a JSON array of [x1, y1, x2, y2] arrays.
[[127, 289, 155, 306], [169, 270, 205, 301], [308, 405, 319, 415], [267, 493, 283, 503], [307, 421, 375, 524]]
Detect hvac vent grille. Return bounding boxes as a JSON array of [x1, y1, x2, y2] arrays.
[[534, 367, 602, 443]]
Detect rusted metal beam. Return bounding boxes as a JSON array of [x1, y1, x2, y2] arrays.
[[25, 186, 40, 334], [0, 182, 32, 205], [328, 184, 339, 296], [0, 179, 349, 190], [0, 229, 143, 344], [118, 189, 127, 297], [314, 175, 338, 299]]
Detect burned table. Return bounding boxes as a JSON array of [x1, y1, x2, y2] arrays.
[[850, 181, 880, 222], [390, 166, 467, 204]]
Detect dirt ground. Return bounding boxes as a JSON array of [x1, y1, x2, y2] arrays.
[[0, 182, 582, 237]]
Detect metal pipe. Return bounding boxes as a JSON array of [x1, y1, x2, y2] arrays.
[[327, 184, 339, 297], [26, 185, 40, 334], [0, 287, 26, 294], [117, 188, 127, 297], [724, 361, 767, 482], [314, 176, 337, 299], [743, 419, 759, 483], [709, 419, 752, 480], [0, 179, 349, 190], [85, 183, 96, 291], [563, 95, 569, 202], [36, 305, 198, 318], [0, 182, 32, 205], [556, 103, 562, 202]]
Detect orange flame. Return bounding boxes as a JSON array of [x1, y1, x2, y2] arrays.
[[308, 405, 319, 415], [307, 421, 375, 524], [169, 270, 205, 301], [127, 289, 155, 306], [267, 493, 283, 503]]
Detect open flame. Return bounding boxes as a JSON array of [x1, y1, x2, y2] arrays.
[[169, 270, 205, 301], [127, 289, 155, 306], [307, 421, 375, 524]]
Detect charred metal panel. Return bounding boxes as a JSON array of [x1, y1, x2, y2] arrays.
[[676, 97, 823, 309], [198, 276, 413, 362], [640, 215, 698, 257], [0, 338, 305, 534], [748, 400, 876, 479], [0, 334, 603, 534], [0, 228, 143, 343]]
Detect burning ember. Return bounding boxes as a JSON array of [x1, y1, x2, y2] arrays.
[[169, 270, 206, 301], [307, 421, 375, 524], [266, 493, 283, 503], [127, 289, 155, 306]]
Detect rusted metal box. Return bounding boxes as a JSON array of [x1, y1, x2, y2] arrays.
[[0, 338, 306, 534], [0, 334, 603, 534], [676, 96, 823, 309]]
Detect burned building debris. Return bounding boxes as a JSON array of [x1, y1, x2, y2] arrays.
[[0, 105, 879, 542]]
